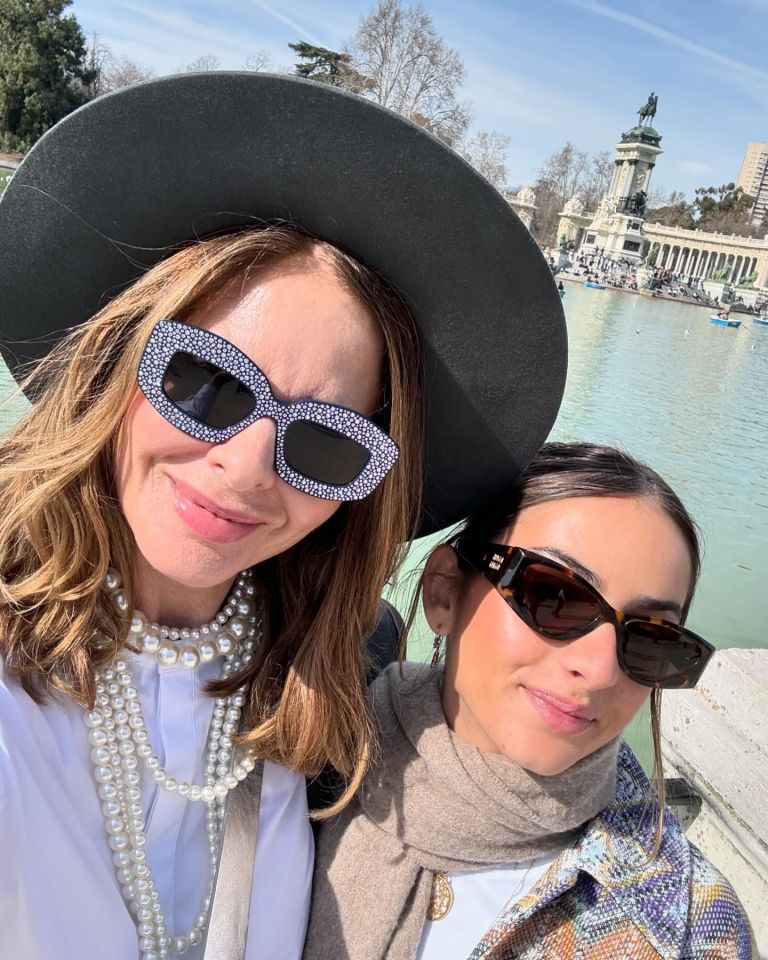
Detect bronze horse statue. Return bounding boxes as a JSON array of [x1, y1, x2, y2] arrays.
[[637, 92, 658, 125]]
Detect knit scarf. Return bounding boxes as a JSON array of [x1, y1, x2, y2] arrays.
[[303, 662, 620, 960]]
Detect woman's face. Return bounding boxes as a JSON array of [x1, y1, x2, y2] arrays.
[[114, 251, 385, 609], [428, 495, 693, 775]]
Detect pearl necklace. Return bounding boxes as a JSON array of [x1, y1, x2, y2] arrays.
[[85, 570, 260, 958], [106, 569, 255, 669]]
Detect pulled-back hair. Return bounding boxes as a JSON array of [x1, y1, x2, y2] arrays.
[[416, 441, 702, 856], [0, 224, 423, 816]]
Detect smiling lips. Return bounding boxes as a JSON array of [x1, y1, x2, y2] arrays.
[[523, 686, 596, 735], [170, 477, 265, 543]]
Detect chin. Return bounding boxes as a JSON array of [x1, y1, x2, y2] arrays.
[[133, 537, 248, 590]]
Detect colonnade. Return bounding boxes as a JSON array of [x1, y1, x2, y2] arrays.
[[647, 242, 760, 284]]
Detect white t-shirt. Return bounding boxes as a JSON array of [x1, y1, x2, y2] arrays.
[[416, 853, 559, 960], [0, 650, 313, 960]]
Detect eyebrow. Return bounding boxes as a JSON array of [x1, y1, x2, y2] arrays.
[[531, 547, 605, 591], [626, 596, 684, 620], [529, 547, 684, 620]]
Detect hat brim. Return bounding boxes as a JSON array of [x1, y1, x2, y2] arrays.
[[0, 72, 566, 536]]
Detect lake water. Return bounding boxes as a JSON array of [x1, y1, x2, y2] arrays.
[[1, 288, 766, 764]]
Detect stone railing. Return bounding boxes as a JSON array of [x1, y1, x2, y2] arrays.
[[661, 649, 768, 958]]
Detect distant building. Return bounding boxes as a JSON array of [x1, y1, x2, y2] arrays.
[[736, 142, 768, 227]]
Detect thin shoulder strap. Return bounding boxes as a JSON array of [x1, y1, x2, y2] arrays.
[[202, 759, 265, 960]]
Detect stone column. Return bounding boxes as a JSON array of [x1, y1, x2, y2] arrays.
[[661, 649, 768, 957]]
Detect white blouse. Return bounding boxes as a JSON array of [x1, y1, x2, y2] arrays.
[[416, 853, 558, 960], [0, 651, 313, 960]]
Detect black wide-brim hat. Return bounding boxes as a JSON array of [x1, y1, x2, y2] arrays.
[[0, 72, 566, 536]]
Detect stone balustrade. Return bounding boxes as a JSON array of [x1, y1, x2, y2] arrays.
[[661, 648, 768, 958]]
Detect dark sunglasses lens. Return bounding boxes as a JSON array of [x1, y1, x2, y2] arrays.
[[283, 420, 371, 486], [622, 621, 707, 687], [520, 563, 602, 636], [163, 352, 255, 429]]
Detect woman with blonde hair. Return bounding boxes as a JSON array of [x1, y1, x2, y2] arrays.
[[0, 74, 565, 959], [306, 442, 755, 959]]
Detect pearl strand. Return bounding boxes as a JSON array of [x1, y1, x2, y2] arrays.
[[105, 569, 256, 670], [86, 574, 261, 958]]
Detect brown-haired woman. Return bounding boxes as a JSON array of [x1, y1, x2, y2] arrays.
[[306, 442, 755, 960], [0, 75, 565, 959]]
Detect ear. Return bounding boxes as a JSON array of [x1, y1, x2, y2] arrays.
[[422, 544, 463, 636]]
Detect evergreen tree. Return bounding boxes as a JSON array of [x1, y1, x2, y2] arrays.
[[0, 0, 95, 151], [289, 41, 351, 85], [288, 41, 370, 93]]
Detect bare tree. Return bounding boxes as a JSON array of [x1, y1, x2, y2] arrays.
[[181, 54, 222, 73], [83, 33, 155, 96], [106, 56, 155, 91], [243, 51, 270, 72], [581, 149, 613, 211], [459, 129, 510, 190], [83, 32, 113, 98], [536, 142, 588, 200], [344, 0, 469, 145]]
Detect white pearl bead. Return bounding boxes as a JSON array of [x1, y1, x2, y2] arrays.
[[179, 646, 200, 669], [113, 589, 130, 613], [157, 642, 179, 667], [142, 626, 162, 654], [94, 765, 113, 783], [236, 598, 255, 617], [201, 785, 216, 803], [199, 640, 217, 663], [227, 615, 249, 640], [104, 569, 121, 591], [91, 746, 111, 765]]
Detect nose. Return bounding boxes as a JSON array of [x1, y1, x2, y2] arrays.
[[206, 416, 279, 494], [558, 621, 623, 691]]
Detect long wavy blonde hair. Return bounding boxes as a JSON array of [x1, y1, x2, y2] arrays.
[[0, 225, 423, 815]]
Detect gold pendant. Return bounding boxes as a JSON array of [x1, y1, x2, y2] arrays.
[[427, 871, 454, 920]]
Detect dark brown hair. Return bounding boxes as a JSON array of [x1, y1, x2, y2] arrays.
[[420, 441, 702, 856]]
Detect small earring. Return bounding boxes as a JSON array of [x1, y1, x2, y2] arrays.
[[430, 634, 444, 668]]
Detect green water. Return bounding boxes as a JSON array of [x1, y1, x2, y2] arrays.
[[1, 290, 766, 765]]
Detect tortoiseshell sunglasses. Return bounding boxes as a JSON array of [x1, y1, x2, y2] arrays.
[[455, 539, 714, 689]]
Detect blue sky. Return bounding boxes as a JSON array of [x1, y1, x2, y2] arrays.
[[70, 0, 768, 200]]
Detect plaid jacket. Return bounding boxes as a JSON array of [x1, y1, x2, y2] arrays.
[[471, 745, 756, 960]]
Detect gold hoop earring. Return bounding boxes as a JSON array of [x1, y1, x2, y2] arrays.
[[430, 634, 444, 668]]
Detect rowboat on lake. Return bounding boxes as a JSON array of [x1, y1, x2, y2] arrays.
[[584, 281, 606, 290], [752, 317, 768, 326], [710, 315, 742, 328]]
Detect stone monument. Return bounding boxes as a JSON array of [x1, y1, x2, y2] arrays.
[[578, 93, 664, 262]]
